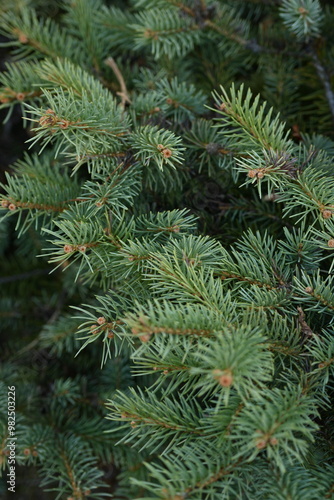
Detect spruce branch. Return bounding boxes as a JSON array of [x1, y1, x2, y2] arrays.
[[1, 0, 334, 497]]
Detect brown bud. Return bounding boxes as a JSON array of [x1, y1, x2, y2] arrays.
[[304, 286, 313, 294], [166, 98, 174, 105], [270, 437, 278, 446], [16, 92, 25, 101], [163, 370, 169, 375], [322, 209, 332, 219], [45, 109, 56, 115], [59, 120, 70, 129], [32, 450, 38, 457], [318, 362, 326, 369], [218, 371, 233, 387], [18, 33, 28, 43], [23, 448, 31, 456], [97, 316, 106, 325], [1, 199, 9, 208], [78, 245, 86, 252], [63, 244, 73, 253], [219, 102, 227, 111], [107, 331, 114, 338], [256, 439, 267, 449], [8, 203, 16, 211], [298, 7, 309, 15], [95, 201, 103, 207], [130, 421, 137, 428], [257, 171, 265, 179], [157, 144, 165, 151], [162, 148, 172, 158], [145, 27, 158, 40], [39, 114, 58, 128], [248, 170, 257, 178], [328, 239, 334, 248], [139, 334, 151, 342]]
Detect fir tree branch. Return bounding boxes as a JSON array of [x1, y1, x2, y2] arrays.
[[220, 271, 276, 290], [305, 288, 334, 311], [121, 411, 203, 435], [187, 456, 244, 492]]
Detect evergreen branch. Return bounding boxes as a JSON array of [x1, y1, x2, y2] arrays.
[[212, 84, 293, 153], [306, 329, 334, 387], [0, 151, 81, 234], [39, 434, 111, 499], [0, 9, 82, 62], [217, 230, 292, 293], [25, 88, 130, 161], [1, 1, 334, 497], [132, 442, 247, 498], [64, 0, 107, 72], [279, 0, 323, 41], [156, 76, 207, 121], [295, 274, 334, 313], [220, 270, 276, 290], [106, 389, 204, 452], [36, 58, 112, 103], [187, 456, 244, 492], [189, 327, 274, 400], [155, 0, 267, 54], [1, 199, 68, 213], [130, 125, 185, 171], [231, 388, 318, 472], [131, 7, 201, 58], [280, 166, 334, 221], [0, 60, 44, 104]]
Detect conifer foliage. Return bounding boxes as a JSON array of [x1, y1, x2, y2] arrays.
[[1, 0, 334, 498]]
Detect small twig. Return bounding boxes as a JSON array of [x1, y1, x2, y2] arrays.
[[311, 48, 334, 123], [105, 57, 131, 110]]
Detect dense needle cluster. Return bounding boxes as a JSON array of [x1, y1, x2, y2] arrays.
[[0, 0, 334, 499]]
